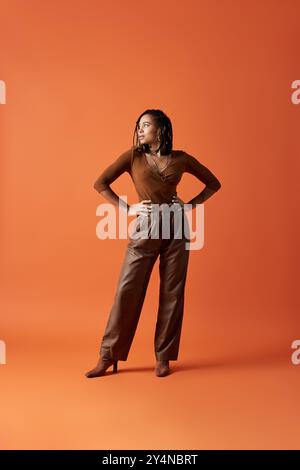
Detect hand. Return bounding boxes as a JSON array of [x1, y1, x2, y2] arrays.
[[128, 199, 152, 216], [171, 195, 193, 212], [171, 195, 185, 208]]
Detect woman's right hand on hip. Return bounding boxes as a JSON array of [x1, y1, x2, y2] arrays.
[[128, 200, 152, 216]]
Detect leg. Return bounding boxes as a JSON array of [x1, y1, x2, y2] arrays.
[[100, 235, 160, 361], [154, 235, 190, 361]]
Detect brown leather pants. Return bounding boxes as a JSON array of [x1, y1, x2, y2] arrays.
[[100, 203, 190, 361]]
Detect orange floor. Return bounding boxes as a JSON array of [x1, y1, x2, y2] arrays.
[[1, 339, 299, 450]]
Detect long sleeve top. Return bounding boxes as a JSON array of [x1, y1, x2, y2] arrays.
[[94, 146, 221, 204]]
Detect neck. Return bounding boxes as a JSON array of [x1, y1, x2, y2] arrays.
[[149, 144, 160, 156]]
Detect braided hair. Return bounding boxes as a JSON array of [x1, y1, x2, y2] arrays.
[[132, 109, 173, 157]]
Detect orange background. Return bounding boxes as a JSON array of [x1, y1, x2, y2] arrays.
[[0, 0, 299, 450]]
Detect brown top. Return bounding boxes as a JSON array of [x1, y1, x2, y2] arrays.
[[94, 147, 221, 204]]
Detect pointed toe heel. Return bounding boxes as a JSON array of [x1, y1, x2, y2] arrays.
[[155, 360, 170, 377], [85, 357, 119, 378]]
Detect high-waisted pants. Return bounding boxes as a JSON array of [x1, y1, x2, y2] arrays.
[[99, 203, 190, 361]]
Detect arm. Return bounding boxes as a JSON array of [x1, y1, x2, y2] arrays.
[[94, 148, 132, 213], [184, 152, 221, 208]]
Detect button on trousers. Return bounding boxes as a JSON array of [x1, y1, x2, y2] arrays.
[[99, 203, 190, 361]]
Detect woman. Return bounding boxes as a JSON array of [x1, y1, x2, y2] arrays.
[[85, 109, 221, 378]]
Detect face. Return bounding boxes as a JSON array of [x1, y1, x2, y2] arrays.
[[137, 114, 160, 147]]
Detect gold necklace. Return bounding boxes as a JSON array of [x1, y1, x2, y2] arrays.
[[149, 153, 170, 174]]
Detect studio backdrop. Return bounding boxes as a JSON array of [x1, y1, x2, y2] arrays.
[[0, 0, 299, 451]]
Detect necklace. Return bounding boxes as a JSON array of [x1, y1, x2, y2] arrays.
[[149, 153, 170, 174], [147, 152, 171, 182]]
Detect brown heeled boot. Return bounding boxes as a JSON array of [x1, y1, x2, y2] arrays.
[[155, 360, 170, 377], [85, 356, 118, 378]]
